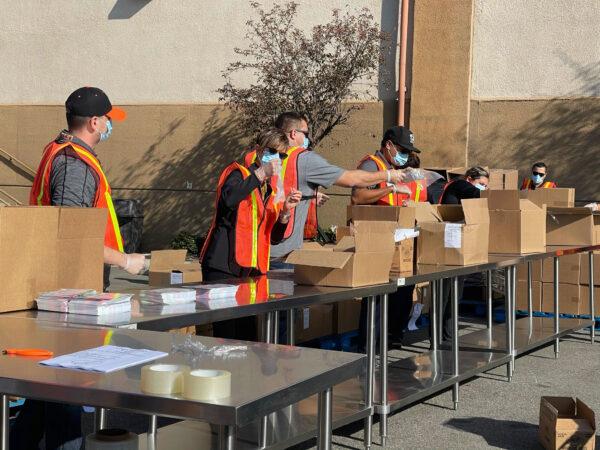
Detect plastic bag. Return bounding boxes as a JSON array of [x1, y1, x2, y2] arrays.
[[171, 334, 247, 361], [403, 168, 445, 187], [272, 159, 285, 204]]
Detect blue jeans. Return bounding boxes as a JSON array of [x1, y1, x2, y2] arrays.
[[10, 400, 82, 450], [269, 260, 294, 270]]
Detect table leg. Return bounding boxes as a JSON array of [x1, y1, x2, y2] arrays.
[[451, 277, 459, 411], [437, 280, 444, 346], [95, 407, 107, 431], [273, 310, 280, 344], [147, 414, 157, 450], [487, 270, 493, 329], [1, 394, 8, 450], [527, 261, 533, 334], [511, 265, 517, 365], [363, 295, 375, 450], [431, 280, 438, 351], [589, 251, 595, 345], [379, 293, 388, 446], [259, 313, 274, 448], [224, 425, 236, 450], [505, 267, 513, 381], [287, 309, 295, 345], [553, 256, 560, 358], [317, 387, 333, 450]]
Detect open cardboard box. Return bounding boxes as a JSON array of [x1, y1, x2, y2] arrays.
[[416, 199, 489, 266], [539, 397, 596, 450], [482, 190, 546, 254], [286, 220, 396, 287], [520, 188, 575, 208], [149, 250, 202, 286], [347, 205, 417, 274], [546, 207, 600, 246]]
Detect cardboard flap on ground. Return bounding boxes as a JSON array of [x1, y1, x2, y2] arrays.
[[347, 205, 416, 228], [546, 207, 600, 245], [520, 188, 575, 208]]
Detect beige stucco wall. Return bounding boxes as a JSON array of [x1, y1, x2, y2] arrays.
[[471, 0, 600, 99], [0, 0, 400, 104]]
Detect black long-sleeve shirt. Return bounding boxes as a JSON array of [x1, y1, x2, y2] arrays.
[[440, 179, 481, 205], [202, 164, 286, 278]]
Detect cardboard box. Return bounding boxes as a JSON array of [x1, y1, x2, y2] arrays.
[[347, 205, 416, 274], [334, 299, 362, 334], [579, 285, 597, 317], [546, 207, 600, 246], [295, 304, 334, 343], [415, 282, 431, 314], [516, 280, 543, 311], [149, 250, 202, 286], [516, 260, 543, 282], [521, 188, 575, 208], [488, 169, 518, 190], [416, 199, 490, 266], [542, 254, 581, 284], [286, 221, 396, 287], [0, 207, 105, 313], [542, 282, 581, 315], [482, 190, 546, 254], [580, 252, 600, 286], [539, 397, 596, 450]]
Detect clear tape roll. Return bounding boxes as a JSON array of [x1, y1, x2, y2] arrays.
[[183, 369, 231, 401], [141, 364, 190, 395]]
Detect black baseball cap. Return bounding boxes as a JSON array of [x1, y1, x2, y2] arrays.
[[65, 87, 127, 121], [383, 126, 420, 153]]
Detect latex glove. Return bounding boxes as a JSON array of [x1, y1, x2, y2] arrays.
[[316, 192, 329, 206], [283, 188, 302, 213], [388, 169, 406, 184], [123, 253, 146, 275], [387, 182, 412, 195]]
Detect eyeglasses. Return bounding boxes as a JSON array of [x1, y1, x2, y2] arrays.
[[532, 171, 545, 177]]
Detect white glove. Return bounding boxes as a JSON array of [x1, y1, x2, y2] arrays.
[[387, 182, 412, 195], [584, 203, 599, 212]]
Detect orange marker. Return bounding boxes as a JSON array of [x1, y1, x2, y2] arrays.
[[3, 348, 54, 357]]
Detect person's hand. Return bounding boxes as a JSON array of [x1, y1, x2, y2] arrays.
[[283, 188, 302, 213], [316, 192, 329, 206], [388, 169, 406, 184], [255, 159, 281, 182], [585, 202, 599, 212], [123, 253, 146, 275], [387, 182, 411, 195]]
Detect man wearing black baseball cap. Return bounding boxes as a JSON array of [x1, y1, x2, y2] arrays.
[[352, 125, 425, 351], [22, 88, 146, 449]]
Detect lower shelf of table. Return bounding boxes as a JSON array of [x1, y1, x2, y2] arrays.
[[139, 377, 370, 450], [373, 349, 511, 414], [454, 317, 593, 355]]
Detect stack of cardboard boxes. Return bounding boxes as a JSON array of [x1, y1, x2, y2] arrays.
[[580, 252, 600, 316]]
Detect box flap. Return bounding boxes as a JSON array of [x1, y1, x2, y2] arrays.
[[150, 249, 187, 270], [58, 207, 106, 239], [548, 207, 596, 216], [415, 202, 443, 223], [437, 205, 465, 223], [481, 190, 521, 210], [519, 198, 544, 211], [302, 241, 326, 250], [353, 220, 396, 252], [461, 198, 490, 224], [520, 188, 575, 207], [285, 249, 352, 268], [576, 398, 596, 431], [334, 236, 356, 252], [542, 396, 576, 416], [347, 205, 416, 228]]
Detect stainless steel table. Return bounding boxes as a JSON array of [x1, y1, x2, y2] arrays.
[[4, 276, 396, 450], [0, 317, 364, 450]]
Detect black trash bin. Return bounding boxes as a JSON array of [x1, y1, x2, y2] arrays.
[[113, 199, 144, 254]]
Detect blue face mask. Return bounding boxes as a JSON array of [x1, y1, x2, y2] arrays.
[[393, 151, 409, 167], [302, 136, 311, 149], [99, 119, 112, 142], [531, 174, 543, 185], [475, 183, 487, 191], [261, 151, 280, 165]]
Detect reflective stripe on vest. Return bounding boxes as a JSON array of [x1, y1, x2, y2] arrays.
[[30, 140, 124, 252], [200, 162, 280, 274], [359, 154, 396, 205]]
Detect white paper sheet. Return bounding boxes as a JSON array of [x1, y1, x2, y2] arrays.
[[444, 223, 463, 249], [40, 345, 167, 373]]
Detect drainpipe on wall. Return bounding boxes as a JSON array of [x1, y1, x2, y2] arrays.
[[397, 0, 409, 126]]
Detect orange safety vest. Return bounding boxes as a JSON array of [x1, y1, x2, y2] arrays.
[[357, 154, 427, 205], [520, 178, 557, 190], [29, 140, 124, 252], [244, 147, 318, 239], [235, 276, 270, 305], [200, 162, 281, 274]]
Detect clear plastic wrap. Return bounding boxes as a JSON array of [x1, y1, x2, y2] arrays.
[[171, 334, 248, 361], [403, 168, 445, 186]]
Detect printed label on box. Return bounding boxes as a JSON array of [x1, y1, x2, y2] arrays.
[[170, 272, 183, 285], [444, 223, 462, 248]]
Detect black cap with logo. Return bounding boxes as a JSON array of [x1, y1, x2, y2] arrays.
[[65, 87, 127, 121], [383, 126, 420, 153]]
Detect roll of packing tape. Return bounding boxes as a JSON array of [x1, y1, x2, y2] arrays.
[[141, 363, 190, 395], [86, 429, 138, 450], [183, 369, 231, 401]]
